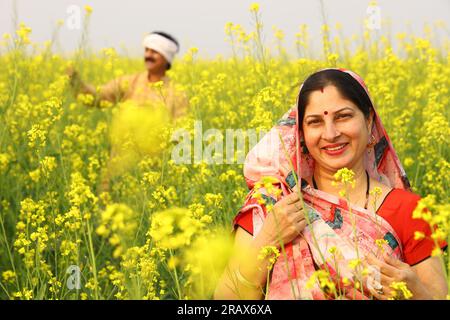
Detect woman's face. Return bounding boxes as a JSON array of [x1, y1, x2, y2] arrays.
[[302, 85, 372, 172]]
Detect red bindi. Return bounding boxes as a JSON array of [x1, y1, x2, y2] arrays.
[[320, 87, 324, 93], [324, 111, 328, 115]]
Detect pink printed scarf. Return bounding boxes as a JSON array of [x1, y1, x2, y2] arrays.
[[234, 68, 412, 300]]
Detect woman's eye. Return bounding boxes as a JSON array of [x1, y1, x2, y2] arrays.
[[306, 114, 352, 125]]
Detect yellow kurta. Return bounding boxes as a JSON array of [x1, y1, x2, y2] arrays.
[[96, 72, 188, 191], [99, 72, 189, 119]]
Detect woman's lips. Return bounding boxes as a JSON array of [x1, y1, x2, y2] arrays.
[[322, 143, 349, 156]]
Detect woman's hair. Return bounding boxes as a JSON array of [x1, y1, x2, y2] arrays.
[[297, 69, 373, 128]]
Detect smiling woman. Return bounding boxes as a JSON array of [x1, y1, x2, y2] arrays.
[[297, 70, 374, 206], [214, 69, 448, 300]]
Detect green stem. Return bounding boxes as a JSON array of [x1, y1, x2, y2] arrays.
[[85, 218, 99, 300], [344, 190, 365, 298], [169, 250, 182, 299], [278, 131, 335, 297], [0, 211, 20, 291]]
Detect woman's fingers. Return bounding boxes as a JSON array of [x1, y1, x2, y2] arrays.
[[267, 193, 307, 243], [361, 259, 396, 300], [294, 214, 305, 224], [380, 274, 395, 287], [363, 270, 392, 300], [298, 219, 307, 231], [293, 219, 306, 234], [284, 192, 300, 204], [367, 286, 390, 300], [365, 253, 399, 278], [284, 200, 304, 214], [383, 253, 408, 269]]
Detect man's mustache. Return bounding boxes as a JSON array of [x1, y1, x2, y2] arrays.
[[144, 56, 156, 63]]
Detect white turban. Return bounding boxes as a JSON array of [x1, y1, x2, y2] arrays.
[[142, 33, 179, 64]]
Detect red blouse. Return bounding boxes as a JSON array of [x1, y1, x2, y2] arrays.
[[234, 188, 447, 266]]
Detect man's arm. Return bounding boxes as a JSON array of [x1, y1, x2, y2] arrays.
[[67, 67, 127, 105], [67, 67, 97, 96]]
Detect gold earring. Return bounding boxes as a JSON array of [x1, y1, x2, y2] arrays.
[[367, 134, 376, 151]]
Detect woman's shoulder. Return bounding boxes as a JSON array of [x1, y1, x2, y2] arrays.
[[385, 188, 421, 204], [378, 187, 422, 214], [379, 188, 446, 265]]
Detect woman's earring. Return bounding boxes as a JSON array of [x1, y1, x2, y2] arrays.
[[367, 133, 376, 153]]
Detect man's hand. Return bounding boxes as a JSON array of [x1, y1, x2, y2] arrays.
[[66, 66, 80, 86]]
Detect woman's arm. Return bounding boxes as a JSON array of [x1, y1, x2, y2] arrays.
[[411, 256, 448, 299], [214, 192, 307, 300], [366, 253, 448, 300], [213, 227, 272, 300]]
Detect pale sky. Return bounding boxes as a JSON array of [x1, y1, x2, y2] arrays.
[[1, 0, 449, 57]]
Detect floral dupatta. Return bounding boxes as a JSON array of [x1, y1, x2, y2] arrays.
[[234, 68, 412, 300]]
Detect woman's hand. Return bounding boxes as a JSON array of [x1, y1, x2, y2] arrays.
[[365, 252, 430, 300], [257, 192, 306, 248]]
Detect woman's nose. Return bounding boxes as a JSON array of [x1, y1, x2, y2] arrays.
[[322, 121, 340, 141]]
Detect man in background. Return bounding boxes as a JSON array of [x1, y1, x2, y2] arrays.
[[68, 31, 189, 192], [68, 31, 189, 119]]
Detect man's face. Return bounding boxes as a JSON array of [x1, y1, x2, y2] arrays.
[[144, 48, 168, 73]]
